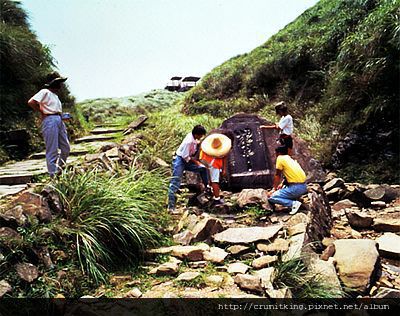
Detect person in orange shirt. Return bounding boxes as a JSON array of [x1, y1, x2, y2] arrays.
[[199, 133, 232, 205]]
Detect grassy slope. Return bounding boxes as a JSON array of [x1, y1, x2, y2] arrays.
[[183, 0, 400, 183]]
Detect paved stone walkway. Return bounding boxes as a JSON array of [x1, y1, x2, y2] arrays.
[[0, 127, 123, 198]]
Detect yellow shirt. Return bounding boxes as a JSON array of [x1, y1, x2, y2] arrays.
[[276, 155, 306, 183]]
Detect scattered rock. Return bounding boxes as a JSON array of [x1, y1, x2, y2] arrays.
[[124, 288, 142, 298], [373, 287, 400, 298], [205, 275, 224, 287], [148, 258, 181, 276], [345, 209, 374, 229], [0, 280, 12, 298], [233, 274, 263, 293], [235, 189, 270, 209], [173, 230, 194, 245], [252, 267, 275, 289], [373, 218, 400, 233], [364, 185, 399, 203], [0, 205, 27, 226], [110, 275, 132, 286], [257, 238, 289, 253], [187, 261, 208, 269], [332, 199, 357, 212], [175, 272, 200, 282], [333, 239, 379, 293], [252, 255, 278, 269], [171, 244, 209, 261], [309, 258, 342, 296], [41, 186, 63, 214], [203, 247, 228, 264], [191, 217, 223, 243], [15, 263, 39, 283], [0, 227, 21, 240], [320, 244, 335, 261], [266, 287, 292, 298], [286, 212, 308, 227], [227, 262, 250, 275], [323, 178, 344, 192], [376, 233, 400, 259], [213, 225, 282, 245], [287, 223, 306, 236], [282, 233, 305, 262], [227, 245, 250, 255], [370, 201, 386, 209]]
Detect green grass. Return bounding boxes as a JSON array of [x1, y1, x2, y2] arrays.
[[51, 165, 171, 284], [273, 255, 347, 298]]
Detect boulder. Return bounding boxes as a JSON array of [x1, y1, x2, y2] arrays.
[[203, 247, 228, 264], [227, 262, 250, 275], [233, 274, 263, 294], [191, 217, 223, 243], [252, 255, 278, 269], [333, 239, 379, 293], [373, 218, 400, 233], [376, 233, 400, 259], [257, 238, 289, 253], [15, 263, 39, 283], [213, 225, 282, 245], [345, 209, 374, 229]]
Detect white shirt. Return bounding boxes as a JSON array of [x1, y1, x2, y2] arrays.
[[278, 114, 293, 135], [29, 89, 62, 114], [176, 132, 198, 162]]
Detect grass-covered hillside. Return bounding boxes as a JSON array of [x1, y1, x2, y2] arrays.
[[183, 0, 399, 183]]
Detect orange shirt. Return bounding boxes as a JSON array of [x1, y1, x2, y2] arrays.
[[199, 150, 225, 169]]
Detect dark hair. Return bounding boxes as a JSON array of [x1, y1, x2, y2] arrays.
[[192, 125, 206, 136], [275, 102, 288, 115], [275, 146, 288, 155]]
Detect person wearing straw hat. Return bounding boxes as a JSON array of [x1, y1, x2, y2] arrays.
[[167, 125, 209, 213], [199, 132, 232, 205], [28, 72, 70, 178]]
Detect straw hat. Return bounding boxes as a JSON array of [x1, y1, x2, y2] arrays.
[[201, 133, 232, 158]]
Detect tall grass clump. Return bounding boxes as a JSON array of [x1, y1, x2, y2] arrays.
[[274, 255, 347, 298], [52, 166, 169, 284]]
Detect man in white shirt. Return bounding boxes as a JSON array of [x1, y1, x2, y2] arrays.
[[28, 73, 70, 177], [167, 125, 209, 212]]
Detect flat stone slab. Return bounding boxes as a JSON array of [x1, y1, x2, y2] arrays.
[[0, 184, 28, 198], [91, 127, 124, 134], [74, 134, 117, 143], [377, 233, 400, 259], [0, 174, 33, 185], [213, 225, 282, 244]]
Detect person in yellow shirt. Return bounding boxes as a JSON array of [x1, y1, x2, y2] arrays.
[[268, 146, 307, 215]]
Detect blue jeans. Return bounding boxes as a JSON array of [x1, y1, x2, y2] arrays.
[[41, 115, 70, 177], [167, 156, 209, 209], [268, 183, 307, 208]]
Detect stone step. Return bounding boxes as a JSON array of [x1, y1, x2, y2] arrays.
[[74, 134, 118, 144], [0, 184, 28, 198], [90, 127, 124, 135], [0, 174, 33, 185]]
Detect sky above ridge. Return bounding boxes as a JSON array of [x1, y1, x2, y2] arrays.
[[22, 0, 318, 101]]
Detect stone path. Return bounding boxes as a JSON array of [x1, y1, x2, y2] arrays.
[[0, 127, 123, 198]]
